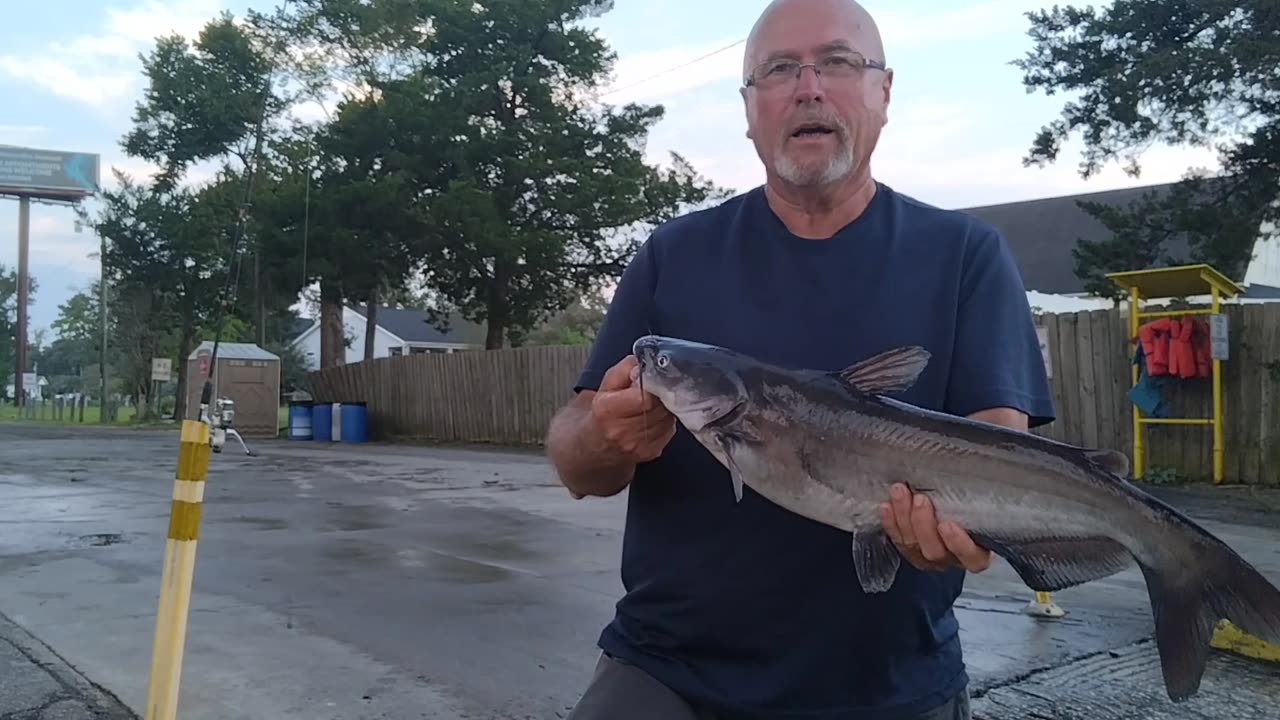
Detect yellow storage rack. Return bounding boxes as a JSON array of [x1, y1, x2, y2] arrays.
[[1105, 264, 1242, 485], [1106, 264, 1279, 664]]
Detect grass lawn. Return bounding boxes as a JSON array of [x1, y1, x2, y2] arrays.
[[0, 402, 139, 425], [0, 402, 291, 433]]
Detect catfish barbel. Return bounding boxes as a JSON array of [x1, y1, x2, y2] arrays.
[[632, 333, 1280, 703]]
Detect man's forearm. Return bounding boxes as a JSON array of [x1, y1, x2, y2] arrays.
[[545, 400, 636, 498], [968, 406, 1028, 431]]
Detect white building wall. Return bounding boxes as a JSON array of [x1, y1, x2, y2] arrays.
[[1243, 219, 1280, 288], [292, 307, 405, 371]]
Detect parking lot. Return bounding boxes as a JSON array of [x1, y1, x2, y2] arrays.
[[0, 423, 1277, 719]]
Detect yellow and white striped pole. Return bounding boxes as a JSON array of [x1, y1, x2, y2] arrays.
[[1024, 590, 1065, 618], [144, 419, 211, 720]]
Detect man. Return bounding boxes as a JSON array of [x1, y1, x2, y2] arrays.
[[544, 0, 1055, 717]]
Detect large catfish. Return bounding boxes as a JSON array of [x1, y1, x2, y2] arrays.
[[631, 333, 1280, 703]]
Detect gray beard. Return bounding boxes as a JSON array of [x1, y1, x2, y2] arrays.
[[775, 135, 855, 187]]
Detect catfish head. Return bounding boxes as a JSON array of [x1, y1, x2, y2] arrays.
[[633, 334, 752, 432]]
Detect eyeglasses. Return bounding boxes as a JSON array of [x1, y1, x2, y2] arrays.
[[743, 51, 886, 90]]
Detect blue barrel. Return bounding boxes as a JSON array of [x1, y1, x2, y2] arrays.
[[288, 401, 313, 440], [312, 402, 334, 442], [340, 402, 368, 443]]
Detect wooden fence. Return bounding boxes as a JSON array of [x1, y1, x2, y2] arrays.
[[1034, 302, 1280, 485], [306, 345, 591, 446], [304, 303, 1280, 484]]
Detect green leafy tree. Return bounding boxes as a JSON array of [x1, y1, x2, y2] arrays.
[[287, 0, 728, 349], [96, 9, 295, 417], [0, 266, 38, 400], [523, 285, 609, 346], [125, 11, 279, 191], [30, 287, 103, 380], [1014, 1, 1279, 299], [85, 169, 242, 420]]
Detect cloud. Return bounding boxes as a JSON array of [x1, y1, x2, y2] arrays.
[[26, 215, 102, 277], [0, 0, 224, 110], [599, 37, 746, 106], [0, 126, 50, 146], [0, 56, 136, 110], [591, 0, 1050, 107], [873, 0, 1048, 55]]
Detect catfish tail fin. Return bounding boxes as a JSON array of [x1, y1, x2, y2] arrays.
[[1138, 541, 1280, 702]]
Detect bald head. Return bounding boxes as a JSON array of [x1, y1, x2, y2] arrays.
[[742, 0, 885, 80], [737, 0, 893, 197]]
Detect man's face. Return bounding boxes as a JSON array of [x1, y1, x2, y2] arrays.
[[740, 0, 891, 188]]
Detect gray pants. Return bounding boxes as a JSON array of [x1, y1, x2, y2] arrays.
[[565, 652, 972, 720]]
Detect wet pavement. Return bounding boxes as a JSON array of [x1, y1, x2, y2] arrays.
[[0, 423, 1277, 719], [0, 610, 136, 719]]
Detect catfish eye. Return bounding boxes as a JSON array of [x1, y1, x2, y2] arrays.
[[656, 353, 671, 368]]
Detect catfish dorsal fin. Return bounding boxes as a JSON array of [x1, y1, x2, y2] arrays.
[[1084, 448, 1131, 477], [834, 346, 931, 395]]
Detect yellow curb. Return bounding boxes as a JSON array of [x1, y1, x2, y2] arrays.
[[1211, 620, 1280, 663]]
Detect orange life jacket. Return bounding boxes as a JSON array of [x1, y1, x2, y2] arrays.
[[1138, 319, 1173, 376], [1136, 317, 1211, 379]]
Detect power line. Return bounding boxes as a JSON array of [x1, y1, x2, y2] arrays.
[[599, 38, 745, 98]]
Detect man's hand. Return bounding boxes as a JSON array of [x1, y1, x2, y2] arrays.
[[589, 355, 677, 464], [878, 483, 992, 573]]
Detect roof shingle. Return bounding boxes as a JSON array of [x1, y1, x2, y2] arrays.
[[348, 304, 487, 345], [959, 181, 1216, 295]]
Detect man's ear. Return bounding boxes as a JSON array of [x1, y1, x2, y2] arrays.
[[740, 87, 754, 140]]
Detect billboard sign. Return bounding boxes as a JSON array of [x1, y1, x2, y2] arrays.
[[0, 145, 100, 200]]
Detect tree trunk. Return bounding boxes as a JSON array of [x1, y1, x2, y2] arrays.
[[364, 287, 379, 361], [254, 247, 267, 348], [485, 319, 505, 350], [320, 278, 344, 368], [173, 309, 196, 421], [485, 261, 512, 350]]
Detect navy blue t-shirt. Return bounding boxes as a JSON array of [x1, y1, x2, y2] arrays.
[[573, 182, 1055, 719]]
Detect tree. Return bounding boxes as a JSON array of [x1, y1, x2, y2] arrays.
[[30, 287, 103, 380], [0, 266, 37, 396], [85, 168, 241, 420], [125, 11, 279, 192], [122, 9, 297, 342], [1014, 1, 1279, 298], [523, 284, 609, 346], [287, 0, 728, 349], [96, 9, 299, 417]]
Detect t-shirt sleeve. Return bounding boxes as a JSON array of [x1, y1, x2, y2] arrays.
[[944, 225, 1056, 428], [573, 238, 659, 393]]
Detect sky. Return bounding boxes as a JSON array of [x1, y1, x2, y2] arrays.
[[0, 0, 1226, 338]]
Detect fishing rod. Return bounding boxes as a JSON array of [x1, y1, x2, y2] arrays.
[[194, 3, 291, 426], [144, 4, 295, 719]]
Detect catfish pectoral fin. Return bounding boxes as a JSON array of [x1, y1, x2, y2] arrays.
[[968, 533, 1133, 592], [852, 528, 901, 593], [716, 435, 745, 503]]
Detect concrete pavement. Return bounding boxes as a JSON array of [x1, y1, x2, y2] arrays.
[[0, 610, 135, 719], [0, 423, 1277, 719]]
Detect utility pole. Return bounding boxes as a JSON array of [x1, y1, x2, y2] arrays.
[[15, 196, 30, 407], [100, 231, 109, 423]]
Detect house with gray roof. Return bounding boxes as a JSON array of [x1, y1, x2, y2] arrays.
[[958, 180, 1280, 304], [289, 303, 486, 370]]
